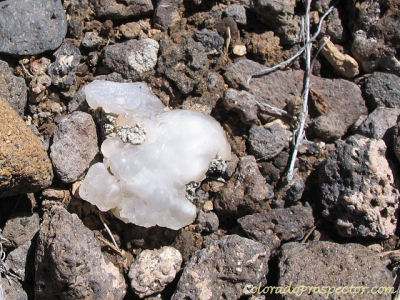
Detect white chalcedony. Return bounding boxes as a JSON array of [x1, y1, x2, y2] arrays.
[[79, 80, 231, 229]]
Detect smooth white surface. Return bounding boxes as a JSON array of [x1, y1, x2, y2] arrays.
[[80, 80, 231, 229]]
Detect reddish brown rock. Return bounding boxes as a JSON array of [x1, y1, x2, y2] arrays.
[[35, 206, 126, 299], [214, 155, 273, 218], [0, 98, 53, 198], [279, 241, 395, 300]]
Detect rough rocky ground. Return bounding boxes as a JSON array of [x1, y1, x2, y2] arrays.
[[0, 0, 400, 299]]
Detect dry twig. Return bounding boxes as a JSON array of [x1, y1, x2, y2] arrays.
[[287, 0, 313, 182], [310, 36, 331, 71], [246, 5, 334, 86], [255, 101, 297, 121], [18, 61, 33, 78], [301, 226, 316, 243], [98, 212, 121, 254], [97, 235, 123, 256], [0, 231, 21, 297]]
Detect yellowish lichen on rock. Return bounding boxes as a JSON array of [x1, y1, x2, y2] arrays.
[[0, 98, 53, 197]]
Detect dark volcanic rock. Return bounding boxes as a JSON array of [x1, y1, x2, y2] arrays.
[[322, 7, 346, 43], [35, 206, 126, 299], [50, 112, 98, 183], [250, 0, 300, 45], [224, 4, 247, 25], [223, 89, 259, 124], [0, 60, 27, 116], [223, 59, 266, 89], [349, 0, 400, 74], [310, 75, 367, 141], [251, 0, 295, 23], [66, 0, 89, 38], [154, 0, 180, 30], [92, 0, 153, 19], [5, 241, 32, 281], [248, 122, 292, 160], [393, 115, 400, 164], [196, 210, 219, 233], [172, 235, 270, 300], [194, 29, 224, 53], [48, 42, 82, 90], [81, 32, 102, 49], [279, 241, 395, 300], [319, 135, 399, 238], [103, 39, 159, 80], [2, 213, 40, 249], [68, 87, 89, 112], [224, 62, 367, 141], [364, 72, 400, 109], [214, 155, 273, 217], [157, 37, 209, 95], [357, 107, 400, 143], [281, 177, 305, 205], [238, 205, 314, 251], [0, 0, 67, 56]]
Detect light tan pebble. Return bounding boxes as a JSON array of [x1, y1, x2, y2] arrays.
[[232, 44, 247, 56], [321, 37, 359, 78], [203, 200, 214, 212]]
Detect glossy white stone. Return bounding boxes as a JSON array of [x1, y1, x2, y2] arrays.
[[79, 80, 231, 229]]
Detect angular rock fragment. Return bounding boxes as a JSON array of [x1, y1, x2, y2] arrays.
[[195, 29, 224, 53], [5, 241, 32, 281], [154, 0, 180, 30], [172, 235, 270, 300], [357, 107, 400, 142], [120, 22, 141, 39], [364, 72, 400, 109], [243, 31, 282, 64], [223, 89, 259, 124], [103, 39, 159, 80], [128, 247, 182, 298], [279, 241, 395, 300], [81, 32, 102, 49], [224, 62, 367, 140], [394, 115, 400, 164], [224, 4, 247, 25], [35, 206, 126, 299], [0, 0, 67, 56], [48, 42, 82, 89], [214, 155, 273, 218], [157, 37, 209, 95], [0, 99, 53, 198], [2, 213, 40, 249], [66, 0, 89, 38], [50, 111, 98, 183], [196, 210, 219, 233], [92, 0, 153, 19], [0, 60, 27, 116], [248, 122, 292, 160], [348, 0, 400, 74], [238, 205, 314, 250], [320, 37, 359, 78], [1, 277, 27, 300], [250, 0, 300, 45], [319, 135, 399, 238]]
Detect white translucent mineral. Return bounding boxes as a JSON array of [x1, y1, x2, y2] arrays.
[[79, 80, 231, 230]]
